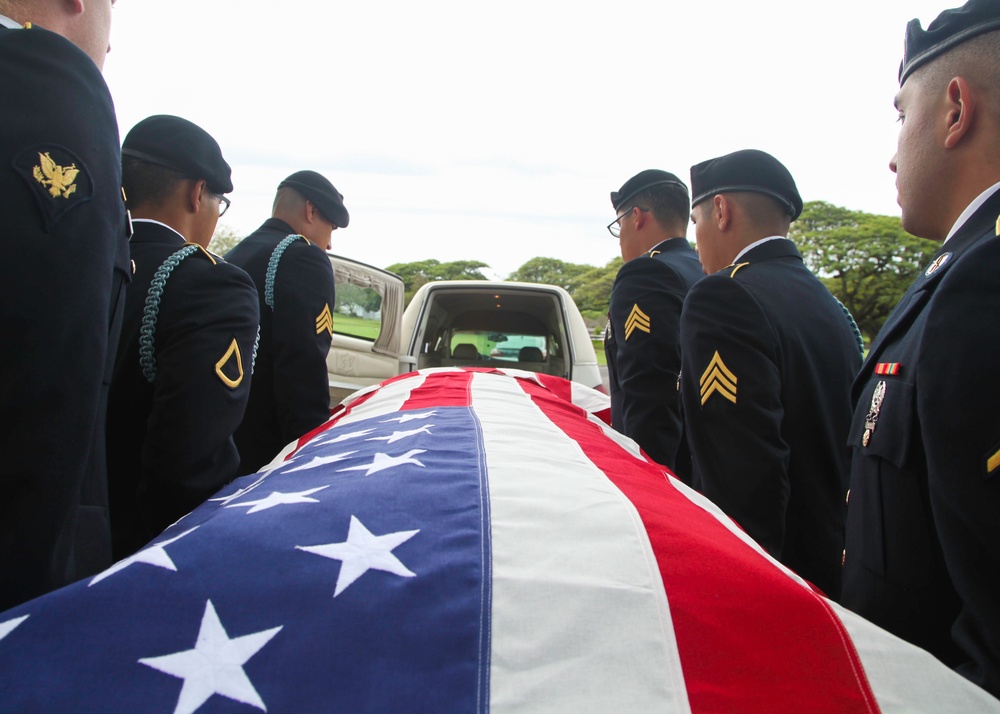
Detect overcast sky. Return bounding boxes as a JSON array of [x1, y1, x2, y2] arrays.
[[102, 0, 949, 278]]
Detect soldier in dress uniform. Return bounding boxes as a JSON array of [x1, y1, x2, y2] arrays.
[[679, 150, 863, 600], [107, 115, 259, 559], [226, 171, 348, 474], [604, 170, 703, 478], [842, 0, 1000, 697], [0, 0, 130, 609]]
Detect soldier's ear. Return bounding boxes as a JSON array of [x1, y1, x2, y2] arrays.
[[714, 195, 732, 231], [187, 179, 208, 214], [943, 76, 976, 150], [64, 0, 85, 16]]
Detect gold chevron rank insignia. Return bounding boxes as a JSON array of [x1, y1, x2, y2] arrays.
[[624, 304, 650, 340], [215, 338, 244, 388], [699, 351, 737, 406], [316, 303, 333, 336]]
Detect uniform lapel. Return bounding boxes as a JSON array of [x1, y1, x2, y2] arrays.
[[858, 192, 1000, 384]]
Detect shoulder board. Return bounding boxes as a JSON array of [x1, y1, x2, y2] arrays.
[[728, 262, 750, 278], [138, 244, 204, 383], [647, 249, 661, 258], [265, 234, 310, 309], [995, 212, 999, 236]]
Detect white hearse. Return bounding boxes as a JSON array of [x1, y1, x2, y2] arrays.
[[327, 255, 603, 403]]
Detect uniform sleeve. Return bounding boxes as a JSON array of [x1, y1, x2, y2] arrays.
[[270, 241, 336, 443], [679, 275, 789, 556], [918, 237, 1000, 693], [137, 262, 260, 540], [609, 258, 688, 469]]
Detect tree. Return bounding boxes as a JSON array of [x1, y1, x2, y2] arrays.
[[385, 259, 490, 304], [570, 257, 623, 325], [791, 201, 939, 343], [209, 223, 243, 255], [508, 257, 591, 293]]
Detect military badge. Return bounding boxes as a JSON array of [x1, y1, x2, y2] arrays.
[[15, 146, 93, 231], [215, 338, 245, 388], [624, 304, 650, 340], [862, 381, 886, 447], [924, 253, 952, 276], [699, 351, 737, 406], [874, 362, 901, 376], [316, 303, 333, 337]]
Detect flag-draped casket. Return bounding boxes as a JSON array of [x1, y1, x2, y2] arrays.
[[1, 368, 997, 713]]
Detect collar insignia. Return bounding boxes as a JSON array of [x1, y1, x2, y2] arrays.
[[925, 252, 952, 276], [15, 146, 92, 231], [215, 338, 245, 389], [729, 262, 750, 278], [316, 303, 333, 337], [700, 351, 737, 406], [624, 304, 650, 340]]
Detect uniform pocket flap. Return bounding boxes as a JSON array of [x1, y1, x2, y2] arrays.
[[848, 378, 915, 469]]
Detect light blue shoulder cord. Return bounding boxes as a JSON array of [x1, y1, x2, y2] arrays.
[[139, 244, 200, 383], [835, 297, 865, 356], [264, 234, 306, 309]]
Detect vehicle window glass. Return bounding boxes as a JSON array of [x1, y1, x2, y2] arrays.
[[334, 283, 383, 341]]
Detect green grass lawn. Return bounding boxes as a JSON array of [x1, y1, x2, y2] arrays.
[[592, 340, 606, 365], [334, 314, 380, 340]]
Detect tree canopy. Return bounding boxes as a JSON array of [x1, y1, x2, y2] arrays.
[[791, 201, 938, 343], [386, 259, 490, 304]]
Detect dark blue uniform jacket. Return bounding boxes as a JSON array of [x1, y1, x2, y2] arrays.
[[605, 238, 703, 477], [680, 238, 862, 599], [0, 23, 130, 609], [843, 189, 1000, 698], [107, 221, 258, 559], [225, 218, 336, 474]]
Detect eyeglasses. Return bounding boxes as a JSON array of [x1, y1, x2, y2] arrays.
[[215, 194, 231, 217], [607, 206, 648, 238]]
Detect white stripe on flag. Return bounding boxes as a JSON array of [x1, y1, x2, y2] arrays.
[[470, 372, 691, 713], [833, 603, 1000, 713]]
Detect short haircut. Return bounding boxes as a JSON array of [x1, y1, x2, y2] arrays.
[[913, 28, 1000, 116], [619, 182, 690, 227], [121, 156, 184, 209]]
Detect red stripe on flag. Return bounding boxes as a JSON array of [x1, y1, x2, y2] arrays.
[[401, 369, 477, 410], [517, 377, 880, 714]]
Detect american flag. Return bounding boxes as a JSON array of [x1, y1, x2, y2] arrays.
[[0, 368, 996, 713]]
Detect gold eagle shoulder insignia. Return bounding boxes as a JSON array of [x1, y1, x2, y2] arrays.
[[316, 303, 333, 337], [624, 304, 650, 341], [215, 338, 244, 388], [16, 145, 93, 231], [699, 351, 737, 406], [33, 151, 79, 199]]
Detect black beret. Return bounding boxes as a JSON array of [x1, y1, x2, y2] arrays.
[[278, 170, 350, 228], [121, 114, 232, 194], [611, 169, 687, 211], [900, 0, 1000, 85], [689, 149, 803, 220]]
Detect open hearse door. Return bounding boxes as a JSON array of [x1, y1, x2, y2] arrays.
[[326, 254, 411, 404]]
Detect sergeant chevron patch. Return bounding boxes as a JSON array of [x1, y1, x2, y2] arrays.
[[215, 338, 244, 388], [624, 304, 650, 340], [699, 351, 737, 406], [316, 303, 333, 337]]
